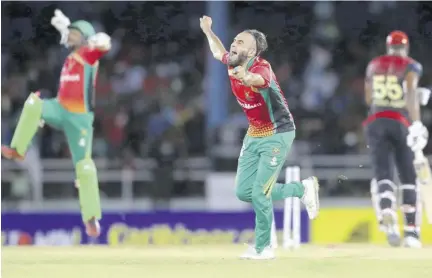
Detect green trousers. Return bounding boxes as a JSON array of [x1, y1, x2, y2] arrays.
[[42, 99, 94, 165], [235, 130, 304, 253]]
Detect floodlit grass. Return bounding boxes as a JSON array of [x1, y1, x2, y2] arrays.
[[2, 244, 432, 278]]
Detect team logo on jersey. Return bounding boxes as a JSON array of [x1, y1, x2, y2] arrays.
[[60, 74, 80, 82], [272, 147, 280, 155], [237, 100, 262, 110], [81, 129, 87, 136]]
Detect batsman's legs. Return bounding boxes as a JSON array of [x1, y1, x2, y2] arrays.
[[64, 111, 102, 237], [366, 120, 400, 246], [394, 129, 422, 248]]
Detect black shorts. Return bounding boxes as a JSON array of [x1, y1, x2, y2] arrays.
[[365, 118, 416, 184]]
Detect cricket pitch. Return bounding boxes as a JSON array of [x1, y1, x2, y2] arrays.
[[3, 244, 432, 278]]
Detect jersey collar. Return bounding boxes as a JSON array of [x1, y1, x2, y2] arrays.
[[245, 56, 257, 71]]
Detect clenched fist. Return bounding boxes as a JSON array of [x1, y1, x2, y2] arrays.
[[231, 66, 246, 80], [199, 16, 213, 34], [88, 33, 112, 51]]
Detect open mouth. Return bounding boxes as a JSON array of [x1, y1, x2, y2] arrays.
[[230, 51, 237, 55]]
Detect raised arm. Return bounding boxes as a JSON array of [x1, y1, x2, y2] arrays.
[[51, 9, 71, 46], [77, 33, 112, 65], [200, 16, 227, 62]]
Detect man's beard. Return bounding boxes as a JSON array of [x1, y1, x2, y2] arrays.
[[228, 52, 248, 67]]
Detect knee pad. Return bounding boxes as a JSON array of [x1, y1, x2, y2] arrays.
[[377, 179, 396, 193], [24, 92, 43, 117], [26, 93, 44, 128], [370, 178, 378, 196], [75, 158, 101, 222], [76, 158, 98, 188], [11, 92, 44, 154], [370, 178, 381, 220], [76, 158, 96, 172], [377, 179, 397, 209]]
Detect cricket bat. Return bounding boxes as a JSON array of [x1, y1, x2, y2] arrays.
[[413, 150, 432, 224]]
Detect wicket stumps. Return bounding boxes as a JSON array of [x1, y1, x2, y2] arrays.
[[271, 166, 301, 249]]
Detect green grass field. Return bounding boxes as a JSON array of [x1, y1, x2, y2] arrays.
[[3, 245, 432, 278]]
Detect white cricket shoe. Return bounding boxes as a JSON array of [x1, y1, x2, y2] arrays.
[[381, 208, 401, 247], [240, 245, 275, 260], [403, 236, 422, 248], [301, 176, 320, 219]]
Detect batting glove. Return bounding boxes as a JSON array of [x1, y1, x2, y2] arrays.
[[50, 9, 71, 45], [88, 32, 112, 51], [407, 121, 429, 152], [417, 87, 431, 106]]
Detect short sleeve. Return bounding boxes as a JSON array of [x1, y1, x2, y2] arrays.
[[221, 52, 229, 65], [249, 63, 271, 88], [407, 62, 423, 77]]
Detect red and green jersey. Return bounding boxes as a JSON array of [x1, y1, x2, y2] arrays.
[[222, 54, 295, 137], [57, 46, 108, 113]]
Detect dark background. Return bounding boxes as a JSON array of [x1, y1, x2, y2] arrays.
[[2, 1, 432, 200]]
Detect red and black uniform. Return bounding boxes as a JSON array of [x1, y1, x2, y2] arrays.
[[364, 54, 422, 184], [364, 55, 423, 127], [363, 33, 423, 239]]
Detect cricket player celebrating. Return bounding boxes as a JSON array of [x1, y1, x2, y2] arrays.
[[200, 16, 320, 259], [1, 10, 111, 238], [363, 31, 428, 248]]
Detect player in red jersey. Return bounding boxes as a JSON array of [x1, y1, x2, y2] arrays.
[[1, 10, 111, 238], [200, 16, 320, 259], [363, 31, 428, 248]]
